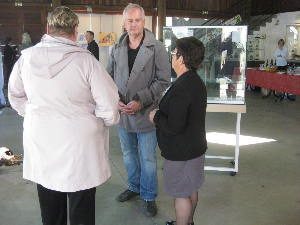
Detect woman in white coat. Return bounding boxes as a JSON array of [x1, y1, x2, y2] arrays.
[[8, 6, 119, 225]]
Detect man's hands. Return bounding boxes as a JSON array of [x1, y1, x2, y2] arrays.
[[119, 100, 142, 115], [149, 109, 158, 123]]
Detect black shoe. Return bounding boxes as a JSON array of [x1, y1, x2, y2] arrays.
[[287, 94, 296, 101], [166, 221, 194, 225], [142, 200, 157, 217], [116, 189, 139, 202]]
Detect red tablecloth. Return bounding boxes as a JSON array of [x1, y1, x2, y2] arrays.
[[246, 69, 300, 95]]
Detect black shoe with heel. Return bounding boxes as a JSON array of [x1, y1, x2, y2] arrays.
[[165, 221, 194, 225]]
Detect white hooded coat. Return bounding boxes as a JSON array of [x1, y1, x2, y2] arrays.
[[8, 34, 120, 192]]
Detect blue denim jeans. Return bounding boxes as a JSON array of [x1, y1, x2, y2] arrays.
[[118, 127, 158, 201]]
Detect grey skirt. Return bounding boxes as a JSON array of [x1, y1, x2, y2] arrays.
[[163, 155, 205, 198]]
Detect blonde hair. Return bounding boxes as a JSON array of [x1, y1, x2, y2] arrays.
[[122, 3, 145, 23], [47, 6, 79, 36]]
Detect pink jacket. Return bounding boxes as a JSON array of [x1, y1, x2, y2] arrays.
[[8, 34, 119, 192]]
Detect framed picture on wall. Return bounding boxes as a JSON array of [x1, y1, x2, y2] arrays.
[[99, 32, 117, 47]]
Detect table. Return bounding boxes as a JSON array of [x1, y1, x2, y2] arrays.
[[246, 68, 300, 95], [205, 104, 246, 176]]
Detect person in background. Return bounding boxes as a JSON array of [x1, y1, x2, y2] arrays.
[[150, 37, 207, 225], [274, 39, 288, 71], [20, 32, 32, 51], [0, 51, 6, 108], [107, 3, 170, 217], [273, 39, 296, 101], [85, 30, 99, 60], [8, 6, 119, 225], [3, 37, 16, 90]]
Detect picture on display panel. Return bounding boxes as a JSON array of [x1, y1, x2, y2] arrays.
[[99, 32, 117, 47]]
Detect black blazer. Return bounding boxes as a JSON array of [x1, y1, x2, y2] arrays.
[[154, 70, 207, 161], [87, 40, 99, 61]]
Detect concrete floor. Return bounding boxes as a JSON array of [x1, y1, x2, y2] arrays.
[[1, 91, 300, 225]]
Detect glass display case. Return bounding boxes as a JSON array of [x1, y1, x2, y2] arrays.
[[163, 26, 247, 105]]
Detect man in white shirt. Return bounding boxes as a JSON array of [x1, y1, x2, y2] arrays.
[[273, 39, 296, 101], [274, 39, 288, 70]]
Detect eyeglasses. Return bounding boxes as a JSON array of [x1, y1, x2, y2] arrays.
[[170, 50, 177, 55], [171, 50, 181, 57]]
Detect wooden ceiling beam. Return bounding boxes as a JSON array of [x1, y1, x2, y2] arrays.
[[166, 9, 235, 19], [0, 2, 51, 7], [69, 5, 154, 15], [68, 5, 234, 20]]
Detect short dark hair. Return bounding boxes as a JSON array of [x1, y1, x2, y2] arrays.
[[278, 39, 285, 46], [175, 37, 205, 71], [86, 31, 94, 37]]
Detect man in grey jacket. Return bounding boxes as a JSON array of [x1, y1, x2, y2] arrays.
[[107, 3, 170, 217]]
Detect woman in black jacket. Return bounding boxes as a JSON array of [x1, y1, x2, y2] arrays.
[[150, 36, 207, 225]]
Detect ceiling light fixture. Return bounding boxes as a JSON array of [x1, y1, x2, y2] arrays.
[[15, 0, 22, 7]]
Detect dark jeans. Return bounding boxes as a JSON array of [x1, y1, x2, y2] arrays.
[[37, 184, 96, 225], [3, 63, 13, 89], [118, 127, 158, 201]]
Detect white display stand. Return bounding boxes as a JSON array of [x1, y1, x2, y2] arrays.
[[205, 104, 246, 176]]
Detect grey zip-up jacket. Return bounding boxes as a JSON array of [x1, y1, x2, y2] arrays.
[[107, 29, 171, 132]]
